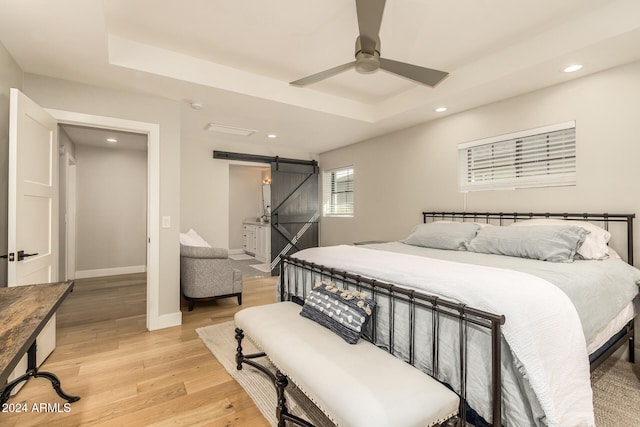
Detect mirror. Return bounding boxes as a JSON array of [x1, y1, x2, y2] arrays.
[[262, 184, 271, 220]]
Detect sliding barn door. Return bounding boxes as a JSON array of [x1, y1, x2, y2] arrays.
[[270, 160, 319, 275]]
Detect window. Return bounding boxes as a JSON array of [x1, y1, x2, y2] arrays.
[[323, 166, 354, 217], [458, 121, 576, 191]]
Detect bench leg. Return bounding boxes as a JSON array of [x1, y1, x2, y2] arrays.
[[275, 369, 289, 427], [235, 328, 270, 373], [234, 328, 316, 427], [235, 328, 245, 370], [274, 370, 317, 427]]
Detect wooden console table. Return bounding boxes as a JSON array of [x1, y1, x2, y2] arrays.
[[0, 281, 80, 404]]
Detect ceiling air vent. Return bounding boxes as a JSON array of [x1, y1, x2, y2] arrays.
[[205, 123, 256, 137]]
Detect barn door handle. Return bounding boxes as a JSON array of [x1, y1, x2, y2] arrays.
[[17, 250, 38, 261]]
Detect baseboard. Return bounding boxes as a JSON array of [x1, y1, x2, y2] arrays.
[[75, 265, 146, 279], [228, 248, 244, 255], [152, 311, 182, 330]]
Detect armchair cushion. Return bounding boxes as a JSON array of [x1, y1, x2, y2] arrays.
[[180, 245, 228, 259]]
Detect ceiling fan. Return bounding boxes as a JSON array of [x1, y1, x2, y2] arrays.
[[290, 0, 449, 88]]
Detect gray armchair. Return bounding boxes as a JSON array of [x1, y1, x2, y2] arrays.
[[180, 245, 243, 311]]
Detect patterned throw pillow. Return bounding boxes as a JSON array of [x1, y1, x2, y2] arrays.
[[300, 281, 376, 344]]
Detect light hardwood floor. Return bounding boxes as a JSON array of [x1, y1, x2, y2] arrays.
[[2, 273, 277, 426]]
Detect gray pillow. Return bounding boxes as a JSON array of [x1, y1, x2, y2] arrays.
[[300, 281, 376, 344], [465, 225, 589, 262], [402, 222, 481, 250]]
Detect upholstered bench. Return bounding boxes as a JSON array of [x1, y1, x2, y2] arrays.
[[234, 301, 459, 427]]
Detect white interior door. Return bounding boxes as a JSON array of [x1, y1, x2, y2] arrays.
[[7, 88, 59, 388]]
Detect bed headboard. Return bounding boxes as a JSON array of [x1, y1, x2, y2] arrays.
[[422, 211, 635, 265]]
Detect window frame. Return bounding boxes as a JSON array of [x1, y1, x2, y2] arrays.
[[458, 121, 576, 191], [322, 166, 354, 218]]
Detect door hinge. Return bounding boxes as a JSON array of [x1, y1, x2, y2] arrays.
[[1, 252, 15, 262]]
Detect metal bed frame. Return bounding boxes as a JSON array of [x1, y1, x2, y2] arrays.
[[278, 211, 637, 427], [421, 211, 634, 265], [420, 211, 636, 372], [279, 256, 505, 426]]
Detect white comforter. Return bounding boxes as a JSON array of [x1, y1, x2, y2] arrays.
[[292, 245, 594, 427]]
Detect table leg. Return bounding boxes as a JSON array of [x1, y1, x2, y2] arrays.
[[0, 342, 80, 404]]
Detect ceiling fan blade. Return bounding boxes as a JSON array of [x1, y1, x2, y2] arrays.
[[379, 57, 449, 87], [290, 61, 356, 86], [355, 0, 386, 53]]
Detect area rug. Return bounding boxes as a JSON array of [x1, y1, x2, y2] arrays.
[[197, 321, 640, 427]]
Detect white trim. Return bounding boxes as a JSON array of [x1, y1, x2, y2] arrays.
[[228, 248, 245, 255], [322, 166, 354, 218], [75, 265, 146, 279], [45, 109, 163, 331], [65, 155, 77, 281], [156, 311, 183, 329]]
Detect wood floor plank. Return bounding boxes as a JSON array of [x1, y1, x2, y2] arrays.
[[2, 274, 277, 426]]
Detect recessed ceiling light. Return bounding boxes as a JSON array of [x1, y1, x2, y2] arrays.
[[435, 107, 447, 113], [563, 64, 583, 73], [267, 134, 277, 139], [205, 123, 256, 137], [106, 138, 118, 143]]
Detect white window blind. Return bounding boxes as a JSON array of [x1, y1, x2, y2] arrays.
[[458, 121, 576, 191], [323, 166, 354, 217]]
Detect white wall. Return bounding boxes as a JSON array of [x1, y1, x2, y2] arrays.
[[228, 165, 268, 250], [319, 60, 640, 267], [24, 74, 181, 318], [180, 135, 316, 249], [75, 144, 147, 276], [0, 41, 23, 287]]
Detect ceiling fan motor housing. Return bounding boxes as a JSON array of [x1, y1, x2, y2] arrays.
[[355, 36, 381, 74]]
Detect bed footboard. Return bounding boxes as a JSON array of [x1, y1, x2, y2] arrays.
[[280, 254, 506, 427]]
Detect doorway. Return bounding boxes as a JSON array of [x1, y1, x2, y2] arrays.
[[228, 162, 272, 279], [47, 108, 162, 330], [59, 124, 148, 282], [213, 151, 319, 276]]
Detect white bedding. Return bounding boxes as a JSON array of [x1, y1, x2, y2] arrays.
[[291, 244, 595, 427], [587, 298, 637, 354]]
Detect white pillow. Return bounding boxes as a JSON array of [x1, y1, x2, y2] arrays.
[[510, 219, 610, 260], [179, 229, 211, 248], [607, 247, 622, 259]]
